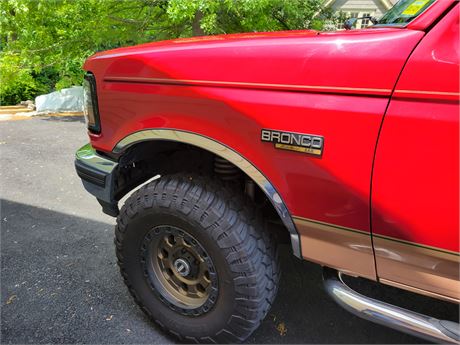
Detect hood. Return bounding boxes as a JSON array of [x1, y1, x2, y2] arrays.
[[89, 30, 319, 59], [84, 28, 424, 95]]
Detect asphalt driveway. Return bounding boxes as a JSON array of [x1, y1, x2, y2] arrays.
[[1, 116, 458, 344]]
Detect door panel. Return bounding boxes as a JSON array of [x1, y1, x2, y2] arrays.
[[372, 4, 459, 301]]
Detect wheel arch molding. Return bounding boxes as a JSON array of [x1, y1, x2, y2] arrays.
[[113, 128, 301, 258]]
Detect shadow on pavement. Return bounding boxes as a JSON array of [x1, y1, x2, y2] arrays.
[[1, 199, 457, 344]]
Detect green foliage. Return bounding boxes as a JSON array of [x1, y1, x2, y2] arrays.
[[0, 69, 49, 105], [0, 0, 335, 105]]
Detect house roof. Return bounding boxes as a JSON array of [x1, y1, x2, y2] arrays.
[[324, 0, 395, 11]]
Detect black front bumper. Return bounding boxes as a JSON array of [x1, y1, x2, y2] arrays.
[[75, 143, 119, 216]]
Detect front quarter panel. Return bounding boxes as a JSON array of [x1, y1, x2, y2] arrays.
[[84, 29, 424, 280]]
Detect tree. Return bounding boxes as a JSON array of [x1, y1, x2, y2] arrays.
[[0, 0, 333, 105]]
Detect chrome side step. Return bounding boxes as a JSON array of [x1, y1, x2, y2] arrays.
[[323, 268, 460, 344]]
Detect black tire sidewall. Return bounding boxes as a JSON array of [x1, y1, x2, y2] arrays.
[[120, 206, 238, 338]]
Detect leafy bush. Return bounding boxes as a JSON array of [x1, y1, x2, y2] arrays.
[[0, 73, 45, 105]]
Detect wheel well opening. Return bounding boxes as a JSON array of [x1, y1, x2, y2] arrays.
[[112, 140, 291, 245]]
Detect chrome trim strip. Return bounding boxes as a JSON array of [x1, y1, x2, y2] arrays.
[[76, 143, 117, 174], [104, 76, 460, 99], [323, 268, 460, 344], [113, 129, 301, 258], [104, 76, 392, 96], [395, 89, 460, 97], [393, 89, 460, 101]]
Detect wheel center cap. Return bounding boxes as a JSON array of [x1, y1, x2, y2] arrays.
[[174, 258, 191, 277]]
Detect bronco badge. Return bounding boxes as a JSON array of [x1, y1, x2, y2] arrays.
[[261, 129, 324, 156]]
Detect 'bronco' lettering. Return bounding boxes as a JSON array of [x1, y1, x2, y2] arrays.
[[261, 129, 324, 156]]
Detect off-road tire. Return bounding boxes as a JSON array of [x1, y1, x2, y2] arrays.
[[115, 174, 280, 343]]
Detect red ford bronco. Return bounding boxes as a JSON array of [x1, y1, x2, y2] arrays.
[[75, 0, 459, 342]]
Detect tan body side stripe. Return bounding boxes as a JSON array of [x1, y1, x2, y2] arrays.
[[293, 216, 459, 302], [292, 216, 376, 280]]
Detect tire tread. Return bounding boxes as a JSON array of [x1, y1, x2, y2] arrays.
[[115, 174, 280, 343]]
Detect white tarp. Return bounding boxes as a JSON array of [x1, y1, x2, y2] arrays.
[[35, 86, 84, 113]]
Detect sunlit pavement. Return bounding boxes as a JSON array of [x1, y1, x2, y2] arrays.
[[0, 106, 84, 122], [1, 116, 457, 344]]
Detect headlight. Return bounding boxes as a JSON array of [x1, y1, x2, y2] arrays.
[[83, 72, 101, 133]]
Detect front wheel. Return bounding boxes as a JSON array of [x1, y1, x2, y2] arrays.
[[115, 174, 280, 343]]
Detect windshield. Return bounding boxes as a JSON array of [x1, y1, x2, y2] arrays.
[[377, 0, 436, 25]]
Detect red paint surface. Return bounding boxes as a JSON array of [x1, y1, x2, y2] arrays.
[[372, 4, 459, 252], [83, 2, 458, 253]]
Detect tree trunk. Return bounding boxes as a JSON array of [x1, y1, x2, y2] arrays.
[[192, 11, 205, 36]]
